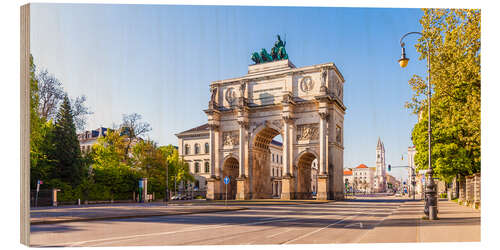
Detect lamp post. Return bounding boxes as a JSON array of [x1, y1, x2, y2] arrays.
[[398, 31, 438, 220], [165, 161, 169, 204], [411, 169, 416, 200]]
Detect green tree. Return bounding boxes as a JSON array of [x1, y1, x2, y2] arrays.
[[51, 96, 85, 186], [29, 54, 56, 188], [407, 9, 480, 182], [89, 130, 140, 200], [159, 145, 194, 191]]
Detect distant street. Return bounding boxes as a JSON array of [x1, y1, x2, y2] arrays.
[[30, 196, 480, 246]]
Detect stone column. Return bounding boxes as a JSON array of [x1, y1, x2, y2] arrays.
[[282, 118, 290, 176], [238, 121, 247, 177], [236, 121, 250, 200], [281, 116, 294, 200], [209, 125, 218, 176], [474, 173, 480, 208], [466, 175, 474, 206], [207, 124, 221, 200], [317, 112, 329, 200], [319, 112, 329, 175]]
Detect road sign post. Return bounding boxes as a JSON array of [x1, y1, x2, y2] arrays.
[[223, 176, 230, 207], [35, 180, 42, 207]]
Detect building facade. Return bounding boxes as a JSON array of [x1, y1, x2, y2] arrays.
[[343, 169, 353, 191], [269, 140, 283, 197], [407, 146, 417, 196], [176, 124, 294, 198], [77, 127, 109, 154], [175, 124, 211, 193], [204, 59, 346, 200], [352, 164, 375, 193]]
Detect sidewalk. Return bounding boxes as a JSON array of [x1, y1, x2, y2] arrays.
[[30, 203, 246, 225], [357, 200, 481, 243]]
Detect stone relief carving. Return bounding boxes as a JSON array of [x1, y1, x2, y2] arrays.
[[296, 124, 319, 141], [210, 87, 217, 102], [223, 131, 239, 146], [321, 70, 327, 86], [225, 87, 237, 104], [239, 81, 246, 97], [300, 76, 314, 93], [271, 119, 283, 129], [336, 125, 342, 144], [333, 76, 342, 99]]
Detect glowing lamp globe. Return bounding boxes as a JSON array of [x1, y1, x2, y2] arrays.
[[398, 57, 409, 68]]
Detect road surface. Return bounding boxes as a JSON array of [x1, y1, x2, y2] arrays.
[[30, 198, 479, 246]]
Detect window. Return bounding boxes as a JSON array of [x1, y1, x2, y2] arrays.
[[205, 143, 209, 154], [272, 154, 275, 162], [205, 162, 210, 173], [195, 162, 200, 173], [281, 156, 283, 164], [185, 144, 190, 155], [194, 144, 200, 154]]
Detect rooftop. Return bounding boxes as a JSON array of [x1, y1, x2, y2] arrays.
[[177, 123, 210, 135], [355, 164, 369, 169]]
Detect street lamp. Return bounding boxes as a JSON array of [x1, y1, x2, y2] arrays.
[[398, 31, 438, 220], [165, 161, 169, 204]]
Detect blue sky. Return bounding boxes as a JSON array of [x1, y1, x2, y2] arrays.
[[30, 4, 428, 181]]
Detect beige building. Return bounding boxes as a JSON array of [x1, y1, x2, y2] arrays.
[[175, 124, 212, 194], [343, 169, 353, 191], [77, 127, 109, 154], [352, 164, 375, 193], [407, 146, 417, 196], [270, 140, 283, 197]]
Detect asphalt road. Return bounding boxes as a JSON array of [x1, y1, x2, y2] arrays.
[[31, 198, 406, 246]]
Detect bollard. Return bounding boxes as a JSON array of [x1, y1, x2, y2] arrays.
[[429, 206, 437, 220]]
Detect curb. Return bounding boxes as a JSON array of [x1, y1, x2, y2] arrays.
[[31, 207, 247, 225]]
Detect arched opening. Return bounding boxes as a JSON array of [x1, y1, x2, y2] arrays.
[[269, 134, 283, 198], [222, 157, 239, 200], [251, 126, 281, 199], [295, 151, 318, 199]]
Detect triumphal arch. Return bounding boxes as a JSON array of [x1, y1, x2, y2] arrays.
[[204, 41, 346, 200]]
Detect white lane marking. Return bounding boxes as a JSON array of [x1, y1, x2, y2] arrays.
[[266, 228, 294, 238], [282, 213, 360, 245], [344, 222, 363, 228], [67, 216, 301, 247], [79, 211, 355, 247]]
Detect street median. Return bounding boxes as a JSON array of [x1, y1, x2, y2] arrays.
[[31, 205, 247, 225]]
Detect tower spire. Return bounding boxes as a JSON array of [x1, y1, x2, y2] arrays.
[[377, 137, 383, 148]]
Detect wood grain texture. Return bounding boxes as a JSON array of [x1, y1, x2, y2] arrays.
[[20, 3, 30, 246]]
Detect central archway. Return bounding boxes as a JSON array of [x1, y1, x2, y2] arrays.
[[222, 156, 239, 200], [295, 150, 318, 199], [251, 125, 281, 199]]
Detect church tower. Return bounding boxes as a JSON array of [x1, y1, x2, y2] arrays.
[[376, 137, 386, 178]]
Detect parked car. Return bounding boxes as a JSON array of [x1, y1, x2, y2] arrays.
[[171, 195, 181, 200]]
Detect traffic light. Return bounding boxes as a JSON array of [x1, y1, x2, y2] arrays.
[[388, 164, 391, 171]]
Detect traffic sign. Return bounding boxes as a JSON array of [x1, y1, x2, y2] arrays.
[[223, 176, 230, 185]]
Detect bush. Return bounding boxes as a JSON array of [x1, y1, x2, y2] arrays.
[[439, 193, 447, 198]]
